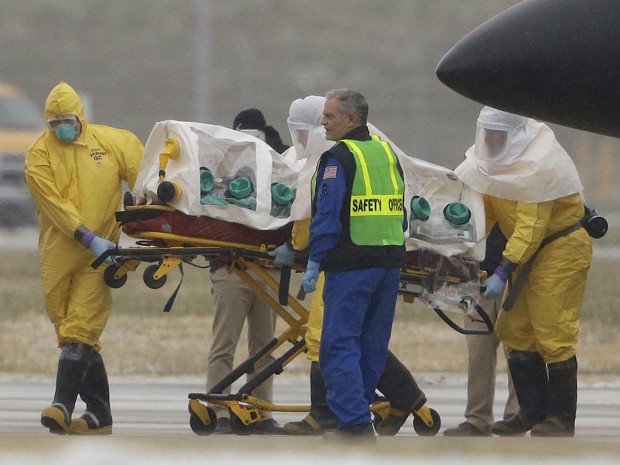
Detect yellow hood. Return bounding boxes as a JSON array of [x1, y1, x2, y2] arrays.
[[44, 81, 86, 123]]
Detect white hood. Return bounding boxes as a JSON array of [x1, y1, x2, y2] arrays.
[[455, 113, 583, 202]]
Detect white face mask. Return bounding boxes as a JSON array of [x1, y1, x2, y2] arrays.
[[239, 129, 265, 141]]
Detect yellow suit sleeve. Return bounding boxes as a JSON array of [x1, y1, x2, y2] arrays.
[[291, 218, 311, 251], [24, 140, 84, 238], [503, 200, 553, 265]]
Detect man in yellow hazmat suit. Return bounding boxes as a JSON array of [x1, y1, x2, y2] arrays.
[[455, 106, 592, 437], [25, 81, 143, 434]]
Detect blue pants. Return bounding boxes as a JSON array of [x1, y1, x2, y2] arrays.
[[319, 267, 400, 427]]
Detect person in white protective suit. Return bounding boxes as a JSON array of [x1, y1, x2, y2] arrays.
[[25, 81, 143, 435], [454, 106, 592, 437], [273, 96, 434, 437]]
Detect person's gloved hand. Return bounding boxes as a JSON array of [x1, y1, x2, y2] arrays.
[[302, 260, 320, 293], [268, 242, 296, 267], [76, 226, 116, 265], [88, 236, 117, 265], [482, 272, 507, 298]]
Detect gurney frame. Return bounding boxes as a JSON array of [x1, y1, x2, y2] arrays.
[[93, 235, 490, 436]]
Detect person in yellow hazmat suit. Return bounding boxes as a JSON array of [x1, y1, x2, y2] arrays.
[[454, 106, 592, 437], [271, 95, 431, 436], [24, 81, 143, 435]]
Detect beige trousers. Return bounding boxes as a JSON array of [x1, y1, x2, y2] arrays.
[[206, 267, 278, 417], [463, 291, 519, 430]]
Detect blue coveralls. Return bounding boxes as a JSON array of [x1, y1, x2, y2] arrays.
[[309, 155, 405, 428]]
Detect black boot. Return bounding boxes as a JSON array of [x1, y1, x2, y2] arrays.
[[284, 361, 339, 435], [41, 343, 94, 434], [374, 351, 426, 436], [491, 350, 548, 436], [531, 356, 578, 437], [69, 350, 113, 435]]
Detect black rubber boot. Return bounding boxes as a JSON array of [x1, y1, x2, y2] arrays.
[[374, 351, 426, 436], [69, 350, 113, 435], [323, 422, 376, 443], [491, 350, 548, 436], [41, 343, 93, 434], [531, 356, 578, 437], [284, 361, 338, 435], [309, 361, 339, 427]]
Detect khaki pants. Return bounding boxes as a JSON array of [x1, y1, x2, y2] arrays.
[[463, 292, 519, 430], [206, 267, 278, 417]]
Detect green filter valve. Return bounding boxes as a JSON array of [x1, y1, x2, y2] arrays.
[[199, 167, 214, 193], [444, 202, 471, 225], [227, 177, 253, 199], [271, 183, 294, 205], [411, 196, 431, 221]]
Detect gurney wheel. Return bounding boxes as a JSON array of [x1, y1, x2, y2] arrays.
[[188, 400, 217, 436], [143, 264, 167, 289], [413, 407, 441, 436], [103, 265, 127, 289]]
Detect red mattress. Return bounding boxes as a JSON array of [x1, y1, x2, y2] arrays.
[[405, 249, 480, 282], [120, 209, 291, 246]]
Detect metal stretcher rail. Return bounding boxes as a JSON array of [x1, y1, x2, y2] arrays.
[[92, 242, 493, 335], [93, 241, 318, 435], [91, 241, 490, 435], [399, 266, 494, 336]]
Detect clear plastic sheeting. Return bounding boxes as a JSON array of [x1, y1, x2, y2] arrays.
[[358, 123, 485, 260], [132, 119, 485, 259], [399, 156, 484, 259], [420, 250, 480, 316], [132, 120, 303, 231], [402, 249, 482, 320]]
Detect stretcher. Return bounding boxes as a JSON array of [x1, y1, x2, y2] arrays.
[[93, 205, 492, 436]]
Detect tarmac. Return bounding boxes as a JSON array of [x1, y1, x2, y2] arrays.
[[1, 375, 620, 465], [2, 228, 620, 464]]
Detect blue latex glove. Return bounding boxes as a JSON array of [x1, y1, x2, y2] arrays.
[[302, 260, 320, 293], [268, 242, 296, 266], [482, 273, 506, 298], [89, 236, 117, 265]]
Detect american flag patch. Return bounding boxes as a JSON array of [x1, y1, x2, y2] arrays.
[[323, 165, 338, 179]]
